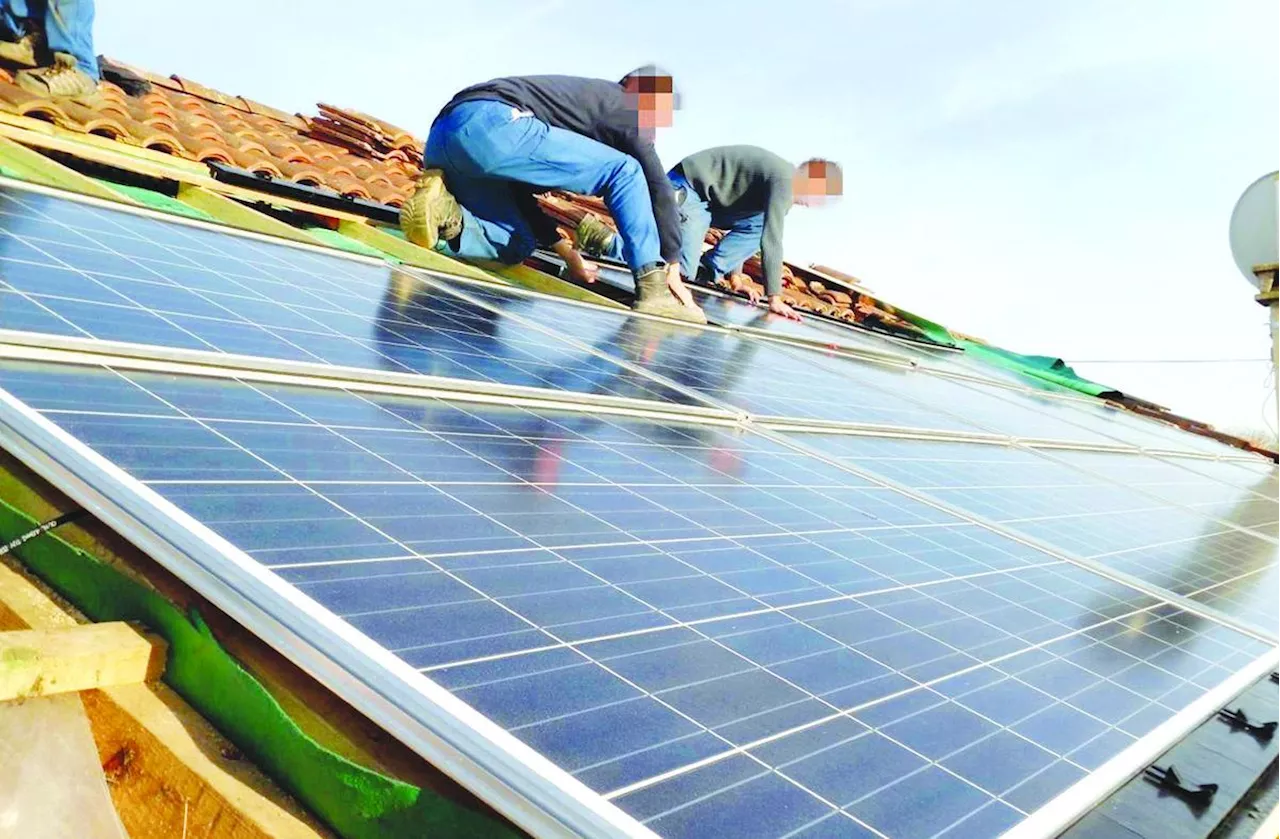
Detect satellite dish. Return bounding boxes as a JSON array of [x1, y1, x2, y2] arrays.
[[1228, 171, 1278, 290]]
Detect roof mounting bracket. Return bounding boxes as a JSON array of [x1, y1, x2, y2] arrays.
[[1143, 764, 1219, 810], [1215, 707, 1278, 743], [204, 161, 400, 225]]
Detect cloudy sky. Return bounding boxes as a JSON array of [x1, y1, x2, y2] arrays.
[[99, 0, 1278, 433]]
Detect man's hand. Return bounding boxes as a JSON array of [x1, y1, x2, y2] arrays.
[[552, 239, 599, 284], [768, 294, 802, 321], [564, 252, 600, 285], [665, 262, 696, 308], [729, 273, 761, 305]]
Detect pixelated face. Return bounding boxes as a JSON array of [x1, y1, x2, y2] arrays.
[[624, 72, 677, 132], [793, 160, 843, 207]]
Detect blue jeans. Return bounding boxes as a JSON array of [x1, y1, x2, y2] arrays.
[[424, 100, 661, 271], [0, 0, 97, 78], [603, 170, 765, 281]]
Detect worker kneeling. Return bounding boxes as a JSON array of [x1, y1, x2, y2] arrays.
[[584, 147, 843, 322], [402, 67, 705, 324]]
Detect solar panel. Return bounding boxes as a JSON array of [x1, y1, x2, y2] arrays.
[[0, 355, 1272, 839], [787, 434, 1279, 636], [532, 250, 947, 361], [425, 279, 995, 434], [0, 191, 699, 407], [431, 277, 1250, 459]]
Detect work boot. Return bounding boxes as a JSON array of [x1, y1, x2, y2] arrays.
[[575, 213, 616, 258], [632, 265, 708, 324], [400, 169, 462, 250], [16, 52, 98, 100], [0, 33, 38, 68]]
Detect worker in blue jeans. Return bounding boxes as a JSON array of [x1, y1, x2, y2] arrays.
[[0, 0, 98, 98], [402, 69, 706, 324], [587, 146, 843, 322]]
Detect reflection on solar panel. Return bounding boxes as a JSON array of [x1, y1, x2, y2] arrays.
[[0, 192, 696, 406], [790, 434, 1280, 635], [434, 279, 1227, 452], [0, 186, 1274, 839]]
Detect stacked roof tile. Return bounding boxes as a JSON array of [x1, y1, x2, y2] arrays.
[[0, 61, 422, 206]]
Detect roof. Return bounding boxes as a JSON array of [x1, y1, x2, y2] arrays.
[[0, 56, 1274, 839], [0, 61, 421, 207]]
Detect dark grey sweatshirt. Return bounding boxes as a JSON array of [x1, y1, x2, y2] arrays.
[[676, 145, 793, 295]]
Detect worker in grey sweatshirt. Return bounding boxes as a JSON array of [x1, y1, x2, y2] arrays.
[[580, 145, 843, 321]]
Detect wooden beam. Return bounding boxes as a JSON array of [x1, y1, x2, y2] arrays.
[[0, 134, 139, 205], [0, 452, 518, 833], [480, 261, 628, 309], [337, 218, 508, 284], [176, 184, 329, 248], [0, 119, 368, 224], [0, 558, 332, 838], [0, 621, 165, 700]]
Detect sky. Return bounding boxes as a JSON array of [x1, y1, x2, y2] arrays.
[[98, 0, 1278, 433]]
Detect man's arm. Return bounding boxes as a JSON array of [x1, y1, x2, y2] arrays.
[[620, 133, 682, 264], [759, 179, 791, 298]]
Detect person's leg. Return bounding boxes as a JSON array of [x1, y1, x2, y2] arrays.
[[422, 102, 536, 263], [672, 177, 713, 281], [436, 180, 537, 263], [702, 211, 765, 278], [446, 105, 662, 274], [42, 0, 96, 78]]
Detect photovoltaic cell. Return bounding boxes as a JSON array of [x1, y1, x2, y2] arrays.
[[0, 191, 696, 405], [434, 280, 996, 433], [791, 433, 1280, 635], [434, 280, 1187, 451], [0, 356, 1271, 839]]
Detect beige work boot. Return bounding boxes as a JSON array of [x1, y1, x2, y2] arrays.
[[400, 169, 462, 250], [0, 33, 38, 67], [575, 213, 616, 258], [632, 266, 708, 324], [16, 52, 98, 100]]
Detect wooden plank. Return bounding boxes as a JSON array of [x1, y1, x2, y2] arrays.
[[0, 453, 514, 832], [0, 120, 369, 223], [0, 561, 330, 838], [0, 135, 140, 204], [337, 218, 508, 284], [340, 218, 627, 307], [0, 622, 165, 700], [480, 261, 628, 309], [176, 184, 327, 248]]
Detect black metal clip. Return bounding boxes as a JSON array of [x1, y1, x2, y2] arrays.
[[1270, 671, 1278, 685], [1217, 707, 1278, 743], [1143, 764, 1218, 809]]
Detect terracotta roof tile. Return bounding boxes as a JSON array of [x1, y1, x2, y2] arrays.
[[0, 59, 433, 209], [139, 129, 186, 156], [240, 97, 306, 130]]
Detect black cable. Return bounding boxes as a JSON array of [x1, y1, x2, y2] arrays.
[[0, 508, 87, 558]]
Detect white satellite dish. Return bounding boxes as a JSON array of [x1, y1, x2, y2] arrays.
[[1228, 171, 1278, 290]]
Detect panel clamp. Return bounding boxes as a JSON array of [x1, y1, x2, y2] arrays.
[[1216, 707, 1278, 743], [1142, 764, 1218, 810]]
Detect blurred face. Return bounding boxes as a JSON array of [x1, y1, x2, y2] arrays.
[[624, 74, 676, 133], [793, 161, 843, 207]]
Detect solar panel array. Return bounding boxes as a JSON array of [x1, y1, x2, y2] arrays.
[[0, 186, 1274, 839]]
